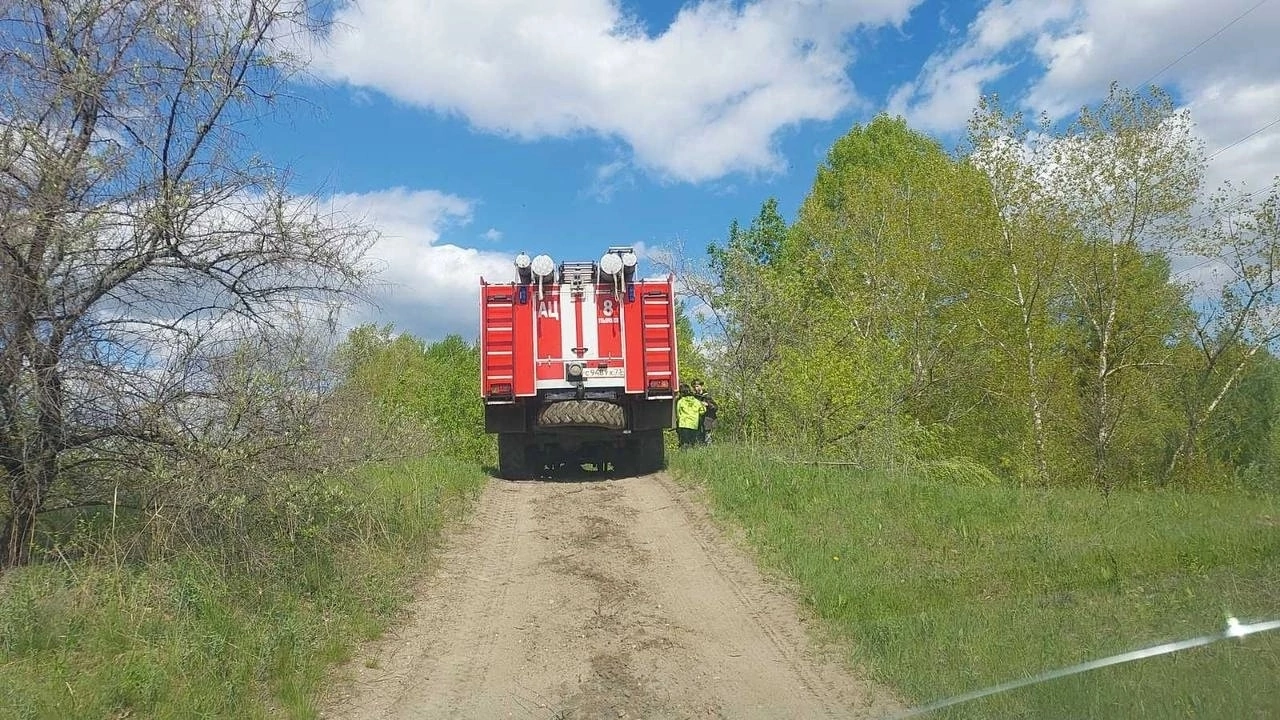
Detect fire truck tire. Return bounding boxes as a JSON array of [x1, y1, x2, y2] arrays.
[[536, 400, 626, 430], [497, 434, 534, 480]]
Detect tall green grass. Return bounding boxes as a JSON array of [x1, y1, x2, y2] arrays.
[[0, 457, 486, 720], [671, 446, 1280, 719]]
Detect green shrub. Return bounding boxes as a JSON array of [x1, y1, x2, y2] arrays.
[[0, 456, 486, 720]]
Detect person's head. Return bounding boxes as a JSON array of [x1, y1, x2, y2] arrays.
[[692, 379, 705, 394], [678, 382, 692, 396]]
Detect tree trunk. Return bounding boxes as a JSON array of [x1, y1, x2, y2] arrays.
[[1009, 251, 1050, 488], [1092, 367, 1112, 492], [1028, 383, 1049, 486], [1085, 301, 1118, 492], [2, 497, 39, 569], [1163, 418, 1198, 488], [3, 449, 56, 569], [1161, 346, 1260, 485], [1090, 244, 1122, 494], [1, 336, 66, 570]]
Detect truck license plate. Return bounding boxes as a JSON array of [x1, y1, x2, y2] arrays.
[[582, 366, 624, 378]]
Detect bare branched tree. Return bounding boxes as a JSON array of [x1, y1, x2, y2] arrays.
[[0, 0, 375, 568]]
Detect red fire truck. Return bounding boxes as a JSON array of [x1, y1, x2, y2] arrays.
[[479, 247, 677, 479]]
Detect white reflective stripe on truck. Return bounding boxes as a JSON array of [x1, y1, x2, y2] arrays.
[[581, 284, 598, 358], [559, 283, 575, 359], [556, 282, 601, 361]]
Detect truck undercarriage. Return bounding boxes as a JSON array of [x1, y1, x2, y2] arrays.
[[486, 396, 671, 478]]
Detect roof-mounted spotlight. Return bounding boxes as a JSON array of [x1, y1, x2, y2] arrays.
[[599, 251, 624, 276], [531, 254, 555, 280], [514, 251, 532, 283], [620, 250, 637, 279]]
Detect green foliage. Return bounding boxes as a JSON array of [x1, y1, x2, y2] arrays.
[[1204, 353, 1280, 493], [709, 197, 788, 275], [704, 115, 999, 460], [674, 301, 707, 387], [0, 321, 492, 717], [338, 324, 493, 465], [671, 446, 1280, 719], [700, 196, 796, 442], [1161, 182, 1280, 487], [0, 457, 486, 719], [690, 88, 1275, 491], [919, 456, 1002, 487]]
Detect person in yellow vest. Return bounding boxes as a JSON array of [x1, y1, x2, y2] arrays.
[[692, 379, 717, 444], [675, 382, 705, 448]]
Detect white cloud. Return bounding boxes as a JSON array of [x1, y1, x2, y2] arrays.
[[312, 0, 922, 182], [585, 159, 635, 202], [482, 227, 503, 242], [324, 188, 516, 340], [1022, 0, 1280, 195], [888, 57, 1011, 133], [1171, 253, 1230, 289], [1175, 80, 1280, 195], [891, 0, 1280, 193], [888, 0, 1073, 132], [319, 190, 668, 341], [1022, 1, 1280, 117]]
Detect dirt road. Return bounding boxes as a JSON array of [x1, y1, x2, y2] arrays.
[[323, 473, 900, 719]]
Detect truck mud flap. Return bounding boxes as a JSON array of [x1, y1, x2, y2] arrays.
[[485, 404, 528, 434], [630, 398, 673, 431]]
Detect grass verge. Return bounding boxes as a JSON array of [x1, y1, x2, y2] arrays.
[[0, 456, 487, 720], [670, 445, 1280, 719]]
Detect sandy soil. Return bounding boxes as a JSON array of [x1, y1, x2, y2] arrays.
[[322, 472, 901, 719]]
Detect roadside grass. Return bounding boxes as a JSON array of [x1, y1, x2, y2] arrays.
[[0, 456, 487, 720], [670, 445, 1280, 719]]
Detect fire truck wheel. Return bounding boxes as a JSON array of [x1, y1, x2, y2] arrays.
[[536, 400, 626, 429], [497, 433, 534, 480]]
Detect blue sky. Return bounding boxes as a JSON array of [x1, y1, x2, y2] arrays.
[[250, 0, 1280, 341]]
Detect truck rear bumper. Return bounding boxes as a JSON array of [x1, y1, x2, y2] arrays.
[[484, 397, 672, 434]]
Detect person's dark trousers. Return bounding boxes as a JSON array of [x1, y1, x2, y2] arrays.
[[698, 417, 715, 444], [677, 428, 698, 447]]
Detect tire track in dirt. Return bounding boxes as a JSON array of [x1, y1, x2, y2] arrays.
[[322, 473, 902, 719]]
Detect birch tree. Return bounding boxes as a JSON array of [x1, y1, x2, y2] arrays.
[[965, 96, 1070, 485], [1165, 181, 1280, 484], [1049, 85, 1202, 491]]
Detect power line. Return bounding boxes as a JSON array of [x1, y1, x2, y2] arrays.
[[1076, 0, 1279, 212], [1171, 178, 1280, 280], [1203, 114, 1280, 164], [1066, 114, 1280, 266], [976, 4, 1280, 283], [1056, 105, 1280, 264], [1191, 177, 1278, 225], [1137, 0, 1271, 88], [1146, 112, 1280, 219]]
